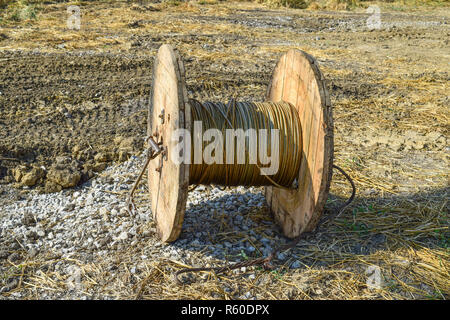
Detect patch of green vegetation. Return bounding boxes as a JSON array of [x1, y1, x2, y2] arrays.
[[270, 268, 287, 280], [433, 211, 449, 249], [0, 0, 13, 9], [198, 0, 219, 5], [433, 230, 449, 249], [424, 290, 445, 300], [1, 0, 40, 23], [239, 249, 249, 260], [437, 210, 448, 225], [257, 0, 309, 9], [164, 0, 182, 6], [336, 206, 374, 237], [345, 156, 364, 170], [342, 219, 371, 237], [384, 278, 400, 290]]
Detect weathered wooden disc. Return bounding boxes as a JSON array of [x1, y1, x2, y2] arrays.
[[265, 49, 334, 238], [148, 44, 190, 242]]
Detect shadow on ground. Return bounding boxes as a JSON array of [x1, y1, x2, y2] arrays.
[[171, 185, 448, 269]]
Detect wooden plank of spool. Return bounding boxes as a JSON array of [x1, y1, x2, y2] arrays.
[[148, 44, 190, 242], [148, 44, 333, 242], [265, 49, 333, 238]]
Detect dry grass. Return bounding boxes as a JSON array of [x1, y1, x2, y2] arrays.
[[3, 190, 448, 299]]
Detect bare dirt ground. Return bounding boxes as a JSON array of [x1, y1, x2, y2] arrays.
[[0, 1, 448, 299]]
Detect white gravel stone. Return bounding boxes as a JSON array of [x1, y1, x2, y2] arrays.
[[0, 152, 276, 298], [118, 232, 128, 240]]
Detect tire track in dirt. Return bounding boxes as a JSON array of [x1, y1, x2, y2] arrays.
[[0, 51, 154, 191]]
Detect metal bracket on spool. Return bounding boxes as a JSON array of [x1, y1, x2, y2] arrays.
[[158, 108, 165, 124], [147, 135, 163, 156], [126, 136, 164, 216]]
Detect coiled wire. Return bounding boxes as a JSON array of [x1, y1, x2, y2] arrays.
[[188, 98, 302, 188]]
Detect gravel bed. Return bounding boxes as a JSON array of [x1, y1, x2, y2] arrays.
[[0, 154, 293, 298]]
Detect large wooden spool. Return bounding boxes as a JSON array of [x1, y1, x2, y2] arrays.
[[148, 44, 333, 242]]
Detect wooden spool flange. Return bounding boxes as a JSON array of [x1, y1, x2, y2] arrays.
[[148, 44, 333, 242], [265, 50, 333, 238]]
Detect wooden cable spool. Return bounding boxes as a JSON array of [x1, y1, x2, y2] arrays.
[[148, 44, 333, 243]]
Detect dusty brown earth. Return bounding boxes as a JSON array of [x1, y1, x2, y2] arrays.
[[0, 1, 448, 194], [0, 1, 448, 300]]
